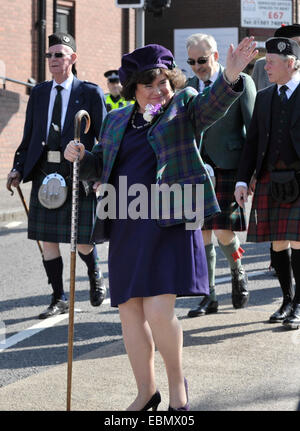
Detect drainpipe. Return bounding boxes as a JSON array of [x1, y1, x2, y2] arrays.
[[37, 0, 46, 83], [53, 0, 59, 33], [121, 9, 130, 55]]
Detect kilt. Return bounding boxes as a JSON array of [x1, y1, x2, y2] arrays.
[[247, 170, 300, 242], [202, 168, 246, 231], [28, 171, 96, 244]]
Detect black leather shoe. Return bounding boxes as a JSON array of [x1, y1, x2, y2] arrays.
[[89, 271, 106, 306], [39, 296, 69, 319], [283, 303, 300, 329], [269, 299, 293, 323], [187, 296, 218, 318], [141, 391, 161, 411], [231, 267, 249, 309]]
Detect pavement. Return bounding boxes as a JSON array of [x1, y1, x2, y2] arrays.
[[0, 178, 300, 412]]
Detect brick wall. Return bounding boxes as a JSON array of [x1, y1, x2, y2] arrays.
[[0, 89, 28, 176], [0, 0, 33, 95], [0, 0, 135, 179]]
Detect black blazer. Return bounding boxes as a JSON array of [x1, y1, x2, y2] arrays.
[[12, 77, 107, 182], [237, 83, 300, 184]]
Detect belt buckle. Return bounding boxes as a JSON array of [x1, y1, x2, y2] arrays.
[[47, 151, 61, 163]]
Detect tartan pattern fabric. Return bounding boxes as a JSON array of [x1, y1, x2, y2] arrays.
[[86, 73, 242, 227], [247, 170, 300, 242], [28, 173, 96, 244], [202, 169, 246, 231]]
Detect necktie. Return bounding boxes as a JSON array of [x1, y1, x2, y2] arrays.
[[279, 85, 288, 104], [47, 85, 63, 150], [204, 80, 211, 88]]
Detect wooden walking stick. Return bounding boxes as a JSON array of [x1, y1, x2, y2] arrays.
[[6, 179, 43, 256], [67, 110, 91, 411]]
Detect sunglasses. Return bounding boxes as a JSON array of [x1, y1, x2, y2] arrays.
[[186, 55, 211, 66], [45, 52, 70, 59]]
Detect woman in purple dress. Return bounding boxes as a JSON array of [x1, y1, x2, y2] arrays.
[[65, 41, 257, 410]]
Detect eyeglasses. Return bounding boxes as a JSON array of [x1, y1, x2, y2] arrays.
[[186, 55, 211, 66], [45, 52, 70, 59]]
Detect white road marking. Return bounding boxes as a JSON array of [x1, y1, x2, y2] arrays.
[[4, 221, 23, 228], [0, 314, 69, 352], [0, 308, 83, 352]]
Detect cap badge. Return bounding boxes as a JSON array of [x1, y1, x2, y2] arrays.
[[63, 35, 70, 43], [277, 41, 286, 52]]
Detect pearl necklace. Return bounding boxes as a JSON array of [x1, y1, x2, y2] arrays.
[[131, 108, 152, 130]]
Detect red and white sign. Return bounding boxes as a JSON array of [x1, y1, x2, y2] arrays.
[[241, 0, 292, 28]]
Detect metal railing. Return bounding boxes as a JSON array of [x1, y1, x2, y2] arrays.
[[0, 76, 36, 90]]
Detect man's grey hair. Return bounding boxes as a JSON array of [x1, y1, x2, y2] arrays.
[[280, 54, 300, 70], [186, 33, 218, 52]]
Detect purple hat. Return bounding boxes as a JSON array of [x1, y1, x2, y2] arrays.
[[118, 44, 176, 85]]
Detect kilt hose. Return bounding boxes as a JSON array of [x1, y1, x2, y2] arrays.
[[247, 170, 300, 243], [28, 172, 96, 244], [202, 168, 246, 231]]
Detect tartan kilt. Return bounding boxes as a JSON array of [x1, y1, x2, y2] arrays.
[[28, 172, 96, 244], [247, 170, 300, 242], [202, 168, 246, 231]]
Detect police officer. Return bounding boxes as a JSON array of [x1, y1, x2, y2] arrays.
[[7, 32, 107, 319], [104, 70, 134, 111]]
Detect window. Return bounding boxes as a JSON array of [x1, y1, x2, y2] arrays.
[[56, 2, 75, 36]]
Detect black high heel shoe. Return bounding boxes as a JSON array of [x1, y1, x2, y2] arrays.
[[168, 377, 190, 411], [141, 391, 161, 411]]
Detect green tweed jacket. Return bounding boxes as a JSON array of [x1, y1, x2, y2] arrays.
[[80, 73, 244, 242], [186, 66, 256, 169]]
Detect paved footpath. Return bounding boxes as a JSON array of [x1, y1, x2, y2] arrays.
[[0, 297, 300, 411], [0, 178, 300, 412]]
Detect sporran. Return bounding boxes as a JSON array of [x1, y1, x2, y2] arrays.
[[38, 172, 68, 209], [270, 170, 300, 204]]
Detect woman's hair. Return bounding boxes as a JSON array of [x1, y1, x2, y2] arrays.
[[121, 67, 186, 100]]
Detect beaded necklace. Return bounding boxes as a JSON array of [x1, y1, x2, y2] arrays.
[[131, 108, 152, 130]]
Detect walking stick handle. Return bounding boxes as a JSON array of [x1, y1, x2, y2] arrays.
[[6, 177, 14, 196], [67, 110, 91, 411]]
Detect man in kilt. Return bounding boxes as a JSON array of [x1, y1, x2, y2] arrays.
[[235, 37, 300, 330], [7, 33, 107, 319], [251, 25, 300, 276], [185, 33, 256, 318]]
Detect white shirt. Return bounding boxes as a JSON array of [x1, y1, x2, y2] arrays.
[[277, 73, 300, 99], [236, 72, 300, 189], [198, 65, 220, 93], [46, 73, 74, 141]]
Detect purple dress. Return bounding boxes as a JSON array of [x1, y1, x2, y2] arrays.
[[107, 113, 208, 307]]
